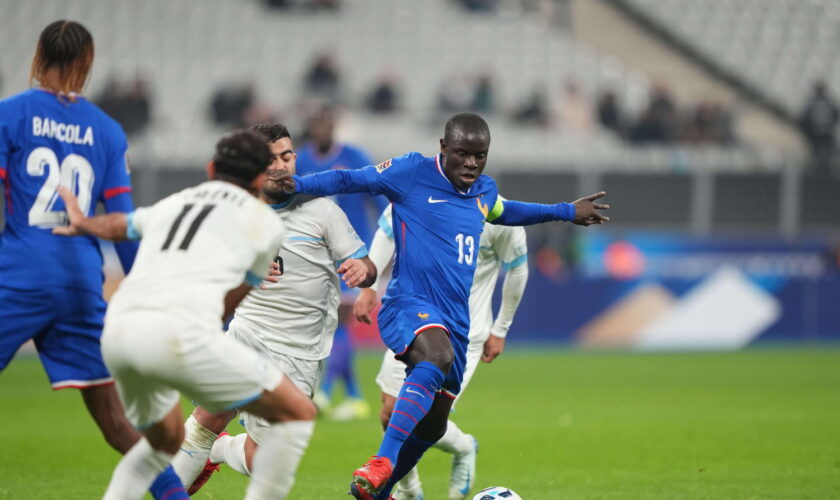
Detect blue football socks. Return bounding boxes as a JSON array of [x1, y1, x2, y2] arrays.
[[376, 361, 445, 464], [376, 433, 436, 499], [149, 465, 189, 500]]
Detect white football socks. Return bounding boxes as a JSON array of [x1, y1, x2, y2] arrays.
[[210, 432, 250, 476], [103, 438, 173, 500], [434, 419, 474, 455], [171, 415, 218, 486], [244, 420, 315, 500], [395, 465, 423, 494]]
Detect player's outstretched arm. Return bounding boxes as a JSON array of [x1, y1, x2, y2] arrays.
[[52, 187, 130, 241], [490, 191, 610, 227], [276, 168, 374, 197]]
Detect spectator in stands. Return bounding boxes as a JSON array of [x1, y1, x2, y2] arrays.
[[365, 72, 400, 115], [630, 83, 677, 144], [799, 81, 839, 173], [471, 73, 495, 114], [513, 86, 550, 128], [597, 90, 624, 137], [210, 82, 255, 127], [96, 76, 152, 137], [437, 74, 473, 114], [454, 0, 497, 13], [304, 52, 342, 103], [684, 100, 736, 146], [555, 80, 594, 136]]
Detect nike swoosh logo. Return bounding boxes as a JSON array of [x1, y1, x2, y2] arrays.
[[406, 387, 425, 398], [180, 447, 197, 458], [427, 196, 448, 204]]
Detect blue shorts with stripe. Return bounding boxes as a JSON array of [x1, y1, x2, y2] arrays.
[[0, 285, 111, 389], [378, 295, 468, 398]]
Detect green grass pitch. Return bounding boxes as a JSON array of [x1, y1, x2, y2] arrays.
[[2, 348, 839, 499]]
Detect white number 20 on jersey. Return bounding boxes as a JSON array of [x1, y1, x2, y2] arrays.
[[26, 147, 94, 228]]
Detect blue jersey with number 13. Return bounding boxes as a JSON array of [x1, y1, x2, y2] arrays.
[[0, 89, 135, 292]]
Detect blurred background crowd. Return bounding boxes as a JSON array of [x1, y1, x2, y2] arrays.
[[2, 0, 840, 348]]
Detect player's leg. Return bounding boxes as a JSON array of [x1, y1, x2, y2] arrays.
[[103, 403, 185, 500], [204, 353, 322, 487], [376, 352, 424, 500], [171, 405, 237, 489], [179, 328, 316, 500], [53, 293, 187, 500], [436, 340, 483, 499], [238, 377, 317, 500]]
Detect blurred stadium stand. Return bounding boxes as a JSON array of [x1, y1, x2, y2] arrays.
[[613, 0, 840, 120], [2, 0, 838, 237]]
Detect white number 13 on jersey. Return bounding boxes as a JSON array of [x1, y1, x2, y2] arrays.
[[455, 233, 475, 265], [27, 147, 94, 228]]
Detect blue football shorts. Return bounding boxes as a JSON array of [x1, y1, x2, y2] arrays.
[[378, 295, 468, 398], [0, 285, 111, 389]]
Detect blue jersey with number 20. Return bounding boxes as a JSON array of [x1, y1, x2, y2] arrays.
[[0, 89, 135, 292]]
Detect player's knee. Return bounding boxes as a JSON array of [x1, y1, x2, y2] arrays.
[[194, 407, 236, 434], [275, 398, 317, 422], [428, 348, 454, 374]]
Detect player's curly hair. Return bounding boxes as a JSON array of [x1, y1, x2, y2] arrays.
[[213, 130, 272, 185], [250, 123, 292, 144], [29, 20, 94, 98]]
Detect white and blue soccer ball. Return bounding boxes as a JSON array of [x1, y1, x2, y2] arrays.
[[472, 486, 523, 500]]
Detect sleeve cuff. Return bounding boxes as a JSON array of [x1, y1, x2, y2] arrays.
[[557, 202, 575, 221], [489, 326, 509, 339], [125, 212, 141, 240], [335, 244, 369, 268], [244, 270, 263, 287]]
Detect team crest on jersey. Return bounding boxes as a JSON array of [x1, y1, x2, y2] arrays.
[[375, 159, 392, 172], [476, 198, 489, 219], [417, 312, 429, 320]]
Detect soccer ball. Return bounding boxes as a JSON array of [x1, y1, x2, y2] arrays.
[[472, 486, 523, 499]]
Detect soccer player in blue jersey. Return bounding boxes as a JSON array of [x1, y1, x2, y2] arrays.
[[298, 107, 388, 419], [275, 112, 609, 499], [0, 20, 186, 500]]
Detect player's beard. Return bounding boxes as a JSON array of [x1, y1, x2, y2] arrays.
[[262, 180, 291, 204]]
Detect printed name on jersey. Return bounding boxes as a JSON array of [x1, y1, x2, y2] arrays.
[[32, 117, 94, 146], [375, 159, 392, 172]]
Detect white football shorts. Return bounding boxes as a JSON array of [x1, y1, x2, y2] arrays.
[[101, 311, 282, 429], [227, 318, 325, 444]]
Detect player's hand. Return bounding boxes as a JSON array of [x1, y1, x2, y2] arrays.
[[571, 191, 610, 226], [353, 288, 379, 324], [337, 258, 371, 288], [259, 260, 283, 290], [481, 334, 506, 363], [52, 187, 86, 236], [274, 170, 297, 194]]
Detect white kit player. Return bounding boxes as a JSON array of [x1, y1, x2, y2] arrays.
[[171, 123, 377, 494], [353, 202, 529, 500], [53, 130, 317, 500]]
